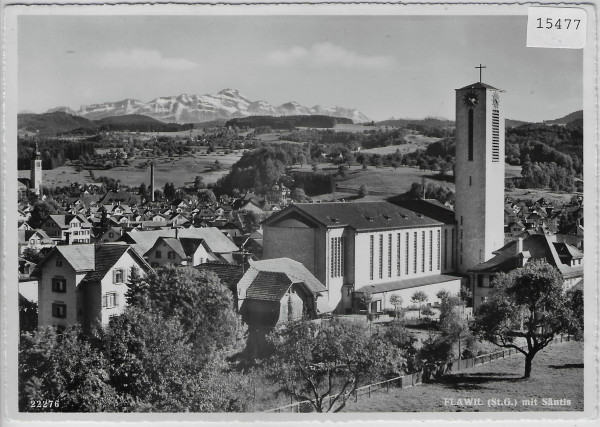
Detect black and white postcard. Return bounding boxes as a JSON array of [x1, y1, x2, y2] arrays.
[[1, 1, 597, 426]]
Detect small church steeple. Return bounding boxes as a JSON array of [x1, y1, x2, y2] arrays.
[[30, 142, 43, 195]]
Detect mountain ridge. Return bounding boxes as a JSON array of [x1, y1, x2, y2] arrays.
[[46, 89, 371, 124]]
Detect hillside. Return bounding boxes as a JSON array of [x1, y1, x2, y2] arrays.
[[225, 115, 353, 129], [543, 110, 583, 125], [377, 117, 454, 128], [18, 112, 97, 135]]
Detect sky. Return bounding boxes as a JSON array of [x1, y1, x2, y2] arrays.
[[18, 15, 583, 122]]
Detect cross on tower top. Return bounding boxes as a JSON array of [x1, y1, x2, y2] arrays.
[[475, 64, 486, 82]]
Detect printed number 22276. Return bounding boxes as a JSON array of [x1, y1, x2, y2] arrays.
[[30, 400, 60, 409]]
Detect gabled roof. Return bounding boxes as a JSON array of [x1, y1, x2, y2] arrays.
[[554, 242, 584, 260], [263, 202, 442, 231], [83, 244, 130, 282], [122, 227, 239, 256], [457, 81, 501, 91], [34, 244, 95, 274], [146, 237, 187, 260], [245, 271, 293, 302], [48, 214, 91, 229], [239, 258, 326, 295]]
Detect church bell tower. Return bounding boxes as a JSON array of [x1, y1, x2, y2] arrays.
[[454, 70, 505, 273], [30, 143, 43, 195]]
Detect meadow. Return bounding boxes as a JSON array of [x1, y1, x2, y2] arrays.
[[343, 341, 583, 412]]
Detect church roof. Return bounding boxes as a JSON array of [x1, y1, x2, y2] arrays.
[[457, 82, 501, 91], [356, 274, 462, 295], [264, 201, 442, 231]]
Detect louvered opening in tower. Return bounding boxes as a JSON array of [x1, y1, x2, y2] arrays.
[[492, 109, 500, 162]]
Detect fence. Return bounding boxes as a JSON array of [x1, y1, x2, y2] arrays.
[[264, 334, 572, 413]]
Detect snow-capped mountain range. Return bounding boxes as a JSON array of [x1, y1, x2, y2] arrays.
[[47, 89, 370, 124]]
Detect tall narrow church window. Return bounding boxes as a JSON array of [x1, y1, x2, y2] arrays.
[[369, 235, 374, 280], [413, 232, 418, 274], [330, 237, 344, 278], [406, 233, 410, 275], [397, 233, 402, 276], [468, 109, 474, 161], [437, 229, 441, 270], [421, 231, 426, 273], [388, 234, 393, 278], [492, 109, 500, 162], [469, 176, 472, 186], [379, 235, 384, 279], [444, 228, 448, 270], [429, 230, 433, 271]]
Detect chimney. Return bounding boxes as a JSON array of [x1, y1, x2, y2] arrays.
[[150, 163, 155, 202], [516, 237, 523, 255]]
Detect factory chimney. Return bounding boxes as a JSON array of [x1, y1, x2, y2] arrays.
[[150, 163, 155, 202]]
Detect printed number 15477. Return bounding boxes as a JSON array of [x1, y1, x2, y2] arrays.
[[537, 18, 581, 30]]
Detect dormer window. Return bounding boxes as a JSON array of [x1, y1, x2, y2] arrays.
[[327, 216, 339, 223], [363, 215, 374, 221], [382, 214, 391, 220]]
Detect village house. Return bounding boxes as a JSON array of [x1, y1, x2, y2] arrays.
[[120, 226, 240, 266], [468, 234, 584, 310], [32, 243, 153, 329], [41, 214, 93, 244], [18, 228, 56, 255]]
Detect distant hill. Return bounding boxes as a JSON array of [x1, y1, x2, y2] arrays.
[[543, 110, 583, 125], [225, 115, 353, 130], [376, 117, 455, 128], [18, 112, 193, 135], [505, 118, 531, 128], [18, 112, 97, 135]]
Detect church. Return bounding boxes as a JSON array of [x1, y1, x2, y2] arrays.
[[262, 76, 507, 314]]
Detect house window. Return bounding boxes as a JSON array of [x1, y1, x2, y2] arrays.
[[168, 251, 176, 260], [155, 250, 162, 259], [369, 235, 374, 280], [113, 269, 125, 284], [56, 259, 63, 267], [421, 231, 426, 273], [52, 302, 67, 318], [379, 235, 384, 279], [396, 233, 401, 276], [108, 232, 114, 238], [102, 292, 118, 309], [413, 232, 418, 274], [51, 278, 66, 293]]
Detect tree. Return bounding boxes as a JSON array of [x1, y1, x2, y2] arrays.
[[471, 260, 575, 378], [267, 319, 402, 412], [417, 333, 454, 381], [388, 294, 403, 321], [421, 306, 435, 322], [566, 285, 584, 339], [337, 164, 348, 178], [290, 187, 307, 202], [163, 182, 176, 201], [22, 248, 42, 264], [311, 163, 319, 172], [358, 184, 368, 198], [138, 182, 148, 199], [360, 291, 373, 321], [19, 326, 119, 412], [197, 188, 217, 206], [411, 291, 428, 319], [437, 291, 469, 359], [193, 175, 206, 190], [28, 201, 59, 228], [126, 266, 246, 365]]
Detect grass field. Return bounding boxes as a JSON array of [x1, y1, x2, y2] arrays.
[[19, 150, 243, 189], [335, 166, 455, 197], [343, 341, 583, 412]]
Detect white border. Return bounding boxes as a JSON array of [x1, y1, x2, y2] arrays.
[[1, 1, 598, 425]]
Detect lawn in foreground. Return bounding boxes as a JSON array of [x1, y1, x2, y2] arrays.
[[343, 341, 583, 412]]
